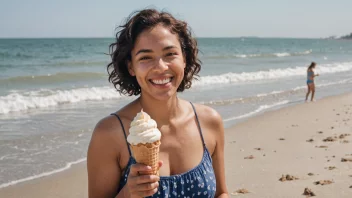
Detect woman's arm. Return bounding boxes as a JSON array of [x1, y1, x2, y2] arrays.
[[87, 118, 123, 198], [201, 106, 229, 198]]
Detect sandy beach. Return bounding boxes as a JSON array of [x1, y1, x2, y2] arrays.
[[225, 93, 352, 198], [0, 93, 351, 198]]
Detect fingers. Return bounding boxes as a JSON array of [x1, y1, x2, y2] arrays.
[[136, 181, 159, 191], [127, 176, 159, 197], [130, 187, 158, 197], [132, 174, 159, 184], [158, 160, 163, 169], [129, 163, 152, 177], [127, 163, 160, 197]]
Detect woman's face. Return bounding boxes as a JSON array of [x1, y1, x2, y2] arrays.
[[129, 25, 186, 101]]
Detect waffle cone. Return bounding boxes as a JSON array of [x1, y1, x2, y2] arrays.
[[130, 140, 161, 175]]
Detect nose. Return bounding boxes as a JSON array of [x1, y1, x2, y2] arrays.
[[154, 57, 168, 71]]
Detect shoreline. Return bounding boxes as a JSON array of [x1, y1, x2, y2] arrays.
[[0, 92, 351, 197]]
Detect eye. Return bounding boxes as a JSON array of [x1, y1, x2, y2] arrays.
[[139, 56, 151, 61], [166, 52, 178, 56]]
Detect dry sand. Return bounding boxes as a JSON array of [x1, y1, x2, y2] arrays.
[[0, 93, 351, 198], [226, 93, 352, 198]]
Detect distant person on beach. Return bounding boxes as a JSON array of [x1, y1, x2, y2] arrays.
[[305, 62, 319, 102], [87, 9, 229, 198]]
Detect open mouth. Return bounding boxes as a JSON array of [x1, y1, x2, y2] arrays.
[[149, 77, 173, 85]]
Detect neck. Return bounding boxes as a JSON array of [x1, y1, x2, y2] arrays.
[[138, 93, 180, 125]]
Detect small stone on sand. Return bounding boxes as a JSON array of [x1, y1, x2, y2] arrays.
[[303, 188, 316, 197]]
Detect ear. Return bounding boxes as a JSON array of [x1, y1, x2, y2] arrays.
[[128, 61, 135, 76]]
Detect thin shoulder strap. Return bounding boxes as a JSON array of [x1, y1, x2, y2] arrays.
[[110, 113, 132, 157], [190, 102, 206, 147]]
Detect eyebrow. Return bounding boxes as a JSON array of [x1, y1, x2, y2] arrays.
[[135, 45, 178, 56]]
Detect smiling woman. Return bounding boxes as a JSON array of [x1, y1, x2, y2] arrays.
[[87, 9, 229, 198], [106, 10, 201, 97]]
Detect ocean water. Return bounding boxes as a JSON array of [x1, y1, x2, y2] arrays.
[[1, 38, 352, 188]]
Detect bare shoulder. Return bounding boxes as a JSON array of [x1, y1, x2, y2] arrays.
[[88, 114, 127, 161], [190, 103, 225, 156], [192, 103, 223, 130], [91, 115, 124, 145], [88, 100, 139, 157]]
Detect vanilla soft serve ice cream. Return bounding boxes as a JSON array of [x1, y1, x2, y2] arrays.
[[127, 110, 161, 175], [127, 110, 161, 145]]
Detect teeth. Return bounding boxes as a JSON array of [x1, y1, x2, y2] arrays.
[[152, 78, 171, 85]]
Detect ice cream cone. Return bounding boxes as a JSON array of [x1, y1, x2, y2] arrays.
[[130, 140, 161, 175], [127, 110, 162, 176]]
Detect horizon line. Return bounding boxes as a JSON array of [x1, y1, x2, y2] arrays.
[[0, 36, 327, 39]]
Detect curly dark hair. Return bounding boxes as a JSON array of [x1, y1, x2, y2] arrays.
[[107, 9, 201, 96]]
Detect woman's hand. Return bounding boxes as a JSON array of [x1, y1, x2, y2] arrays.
[[125, 162, 162, 198]]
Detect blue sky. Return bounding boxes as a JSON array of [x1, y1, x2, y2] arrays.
[[0, 0, 351, 38]]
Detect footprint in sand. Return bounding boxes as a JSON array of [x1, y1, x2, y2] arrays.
[[279, 174, 299, 182], [244, 155, 254, 159], [325, 166, 337, 170], [316, 145, 328, 148], [341, 158, 352, 162], [231, 188, 250, 195], [339, 134, 350, 139], [314, 180, 333, 185], [323, 136, 337, 142]]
